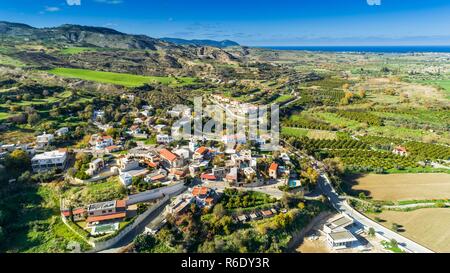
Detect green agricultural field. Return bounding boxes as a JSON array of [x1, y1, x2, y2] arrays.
[[282, 127, 309, 137], [0, 112, 12, 120], [274, 95, 294, 104], [48, 68, 197, 87], [0, 54, 24, 67], [282, 127, 337, 140], [420, 80, 450, 98], [59, 47, 98, 55]]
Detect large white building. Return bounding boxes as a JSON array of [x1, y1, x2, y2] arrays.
[[32, 149, 68, 172]]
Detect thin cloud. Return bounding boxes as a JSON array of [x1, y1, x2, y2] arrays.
[[66, 0, 81, 6], [95, 0, 123, 4], [45, 6, 61, 12]]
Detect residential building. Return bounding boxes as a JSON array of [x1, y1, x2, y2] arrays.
[[191, 186, 217, 208], [56, 127, 69, 137], [269, 163, 279, 179], [393, 146, 408, 156], [157, 134, 173, 144], [36, 132, 55, 148], [323, 214, 358, 250], [201, 173, 218, 183], [61, 207, 86, 222], [92, 135, 114, 150], [160, 149, 183, 168], [119, 172, 133, 186], [225, 167, 238, 184], [31, 149, 68, 172], [325, 230, 358, 250], [86, 200, 127, 226], [118, 157, 140, 172], [86, 158, 105, 176]]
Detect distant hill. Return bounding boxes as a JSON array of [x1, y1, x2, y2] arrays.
[[160, 38, 239, 48], [0, 21, 240, 51]]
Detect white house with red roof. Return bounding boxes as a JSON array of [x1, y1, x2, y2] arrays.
[[393, 146, 408, 156], [269, 162, 279, 179], [160, 148, 184, 168]]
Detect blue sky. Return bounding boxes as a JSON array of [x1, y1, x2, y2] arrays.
[[1, 0, 450, 45]]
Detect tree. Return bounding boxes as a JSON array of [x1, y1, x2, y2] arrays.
[[368, 227, 376, 237], [323, 158, 345, 176], [27, 112, 40, 126], [213, 204, 226, 219], [5, 150, 31, 172], [134, 234, 157, 252], [301, 167, 319, 187]]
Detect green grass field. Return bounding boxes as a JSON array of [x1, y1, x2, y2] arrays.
[[0, 54, 24, 67], [48, 68, 197, 87], [419, 80, 450, 98], [0, 112, 12, 120], [59, 47, 98, 55], [282, 127, 308, 137], [274, 95, 294, 104]]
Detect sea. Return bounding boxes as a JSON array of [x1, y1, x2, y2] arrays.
[[259, 45, 450, 53]]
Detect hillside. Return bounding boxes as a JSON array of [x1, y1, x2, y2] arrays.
[[160, 38, 239, 48]]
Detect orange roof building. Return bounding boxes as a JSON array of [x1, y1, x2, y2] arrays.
[[269, 163, 279, 172], [160, 149, 178, 162], [87, 212, 127, 224]]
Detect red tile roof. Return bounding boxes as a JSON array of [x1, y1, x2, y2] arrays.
[[195, 146, 208, 155], [192, 186, 209, 197], [73, 208, 86, 215], [146, 161, 158, 168], [87, 212, 126, 223], [61, 211, 71, 217], [151, 174, 166, 181], [394, 146, 407, 153], [116, 200, 127, 208], [269, 163, 279, 172], [160, 149, 178, 162], [61, 208, 86, 217], [106, 145, 120, 151], [201, 173, 217, 181]]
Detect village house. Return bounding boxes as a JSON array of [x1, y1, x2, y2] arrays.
[[191, 186, 217, 208], [91, 135, 114, 150], [55, 127, 69, 137], [118, 157, 140, 172], [106, 145, 121, 153], [225, 167, 238, 185], [144, 168, 169, 183], [86, 200, 127, 226], [393, 146, 408, 156], [86, 158, 105, 176], [36, 132, 55, 149], [160, 148, 184, 169], [212, 167, 227, 179], [153, 125, 167, 133], [201, 173, 218, 183], [61, 207, 86, 222], [269, 162, 279, 179], [157, 134, 173, 144], [119, 172, 133, 187], [166, 194, 192, 215], [93, 110, 105, 121], [194, 146, 210, 160], [31, 149, 68, 172], [323, 214, 358, 250]]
